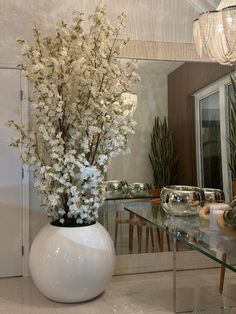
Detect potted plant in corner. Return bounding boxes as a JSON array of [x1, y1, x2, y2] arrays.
[[148, 116, 177, 196], [228, 76, 236, 197], [7, 5, 139, 303]]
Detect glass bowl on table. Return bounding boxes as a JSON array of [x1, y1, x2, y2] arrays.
[[203, 188, 225, 204], [103, 180, 128, 199], [160, 185, 205, 216], [128, 182, 151, 198]]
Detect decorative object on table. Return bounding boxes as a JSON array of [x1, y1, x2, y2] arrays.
[[199, 202, 229, 221], [193, 0, 236, 66], [227, 76, 236, 196], [199, 204, 211, 221], [222, 198, 236, 227], [209, 203, 230, 231], [128, 182, 151, 197], [199, 188, 226, 221], [203, 188, 225, 204], [148, 116, 177, 195], [217, 198, 236, 235], [217, 213, 236, 236], [160, 185, 205, 216], [7, 5, 139, 303], [104, 180, 128, 198]]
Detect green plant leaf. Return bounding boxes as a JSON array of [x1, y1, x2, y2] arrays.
[[148, 115, 177, 188]]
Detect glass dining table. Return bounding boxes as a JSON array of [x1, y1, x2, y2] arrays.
[[124, 201, 236, 313]]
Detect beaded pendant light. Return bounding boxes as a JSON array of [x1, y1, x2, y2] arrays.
[[193, 0, 236, 65]]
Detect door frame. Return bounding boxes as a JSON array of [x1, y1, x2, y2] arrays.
[[193, 75, 231, 203], [21, 70, 30, 277], [0, 65, 30, 276]]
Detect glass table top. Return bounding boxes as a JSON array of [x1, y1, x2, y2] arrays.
[[124, 201, 236, 272]]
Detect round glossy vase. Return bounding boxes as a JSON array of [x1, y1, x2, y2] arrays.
[[29, 222, 116, 303]]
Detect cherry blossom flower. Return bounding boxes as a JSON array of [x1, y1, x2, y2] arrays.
[[8, 5, 139, 225]]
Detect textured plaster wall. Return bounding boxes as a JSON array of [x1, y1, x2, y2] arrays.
[[107, 60, 182, 186]]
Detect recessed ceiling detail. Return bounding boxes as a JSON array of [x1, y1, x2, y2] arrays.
[[187, 0, 220, 12]]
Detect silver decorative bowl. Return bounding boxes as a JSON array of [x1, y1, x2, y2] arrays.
[[223, 198, 236, 227], [203, 188, 225, 203], [160, 185, 205, 216], [129, 182, 151, 197], [103, 180, 128, 198]]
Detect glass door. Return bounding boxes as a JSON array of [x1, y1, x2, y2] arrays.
[[194, 76, 231, 202], [199, 91, 223, 189]]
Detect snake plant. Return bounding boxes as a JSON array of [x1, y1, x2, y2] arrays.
[[149, 116, 177, 188], [228, 76, 236, 180]]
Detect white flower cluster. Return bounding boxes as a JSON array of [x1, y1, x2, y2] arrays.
[[8, 5, 139, 225]]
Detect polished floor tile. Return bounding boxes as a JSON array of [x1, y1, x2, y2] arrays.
[[0, 269, 235, 313]]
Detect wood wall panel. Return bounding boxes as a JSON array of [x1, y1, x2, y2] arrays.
[[168, 62, 233, 185]]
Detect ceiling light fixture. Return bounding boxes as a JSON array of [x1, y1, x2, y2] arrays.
[[193, 0, 236, 65]]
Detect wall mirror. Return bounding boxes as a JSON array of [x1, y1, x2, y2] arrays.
[[99, 58, 234, 256]]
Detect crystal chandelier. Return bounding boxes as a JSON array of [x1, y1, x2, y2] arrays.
[[193, 0, 236, 65]]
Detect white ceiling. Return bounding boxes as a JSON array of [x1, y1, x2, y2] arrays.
[[0, 0, 221, 64]]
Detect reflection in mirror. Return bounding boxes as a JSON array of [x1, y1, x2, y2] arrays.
[[107, 59, 184, 255], [108, 59, 183, 184], [100, 59, 185, 255], [99, 59, 234, 255]]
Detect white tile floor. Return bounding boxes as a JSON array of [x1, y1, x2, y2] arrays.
[[0, 268, 236, 314]]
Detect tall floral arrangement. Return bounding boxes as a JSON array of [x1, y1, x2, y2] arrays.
[[8, 5, 139, 226]]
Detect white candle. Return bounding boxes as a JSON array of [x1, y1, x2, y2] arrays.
[[210, 203, 229, 231], [208, 203, 229, 252]]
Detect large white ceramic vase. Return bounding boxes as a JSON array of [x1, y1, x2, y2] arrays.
[[29, 222, 116, 303]]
